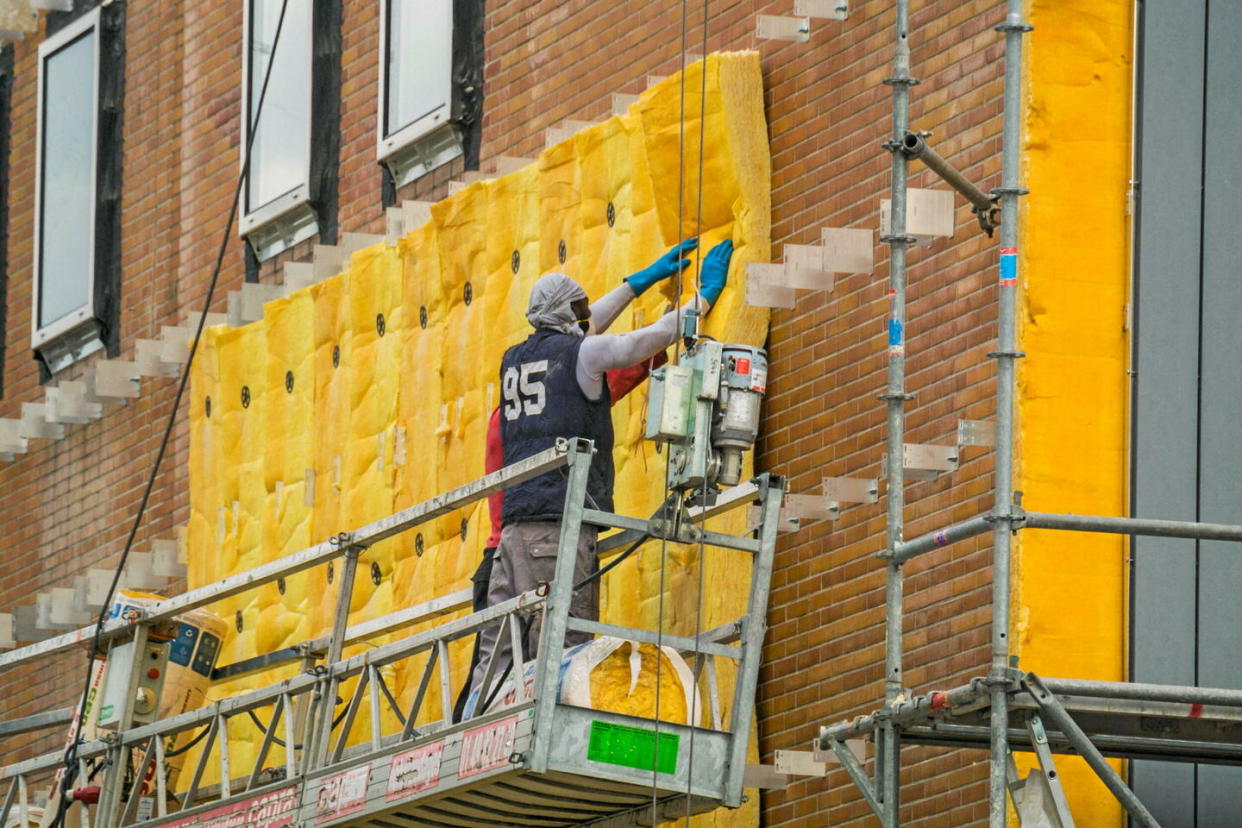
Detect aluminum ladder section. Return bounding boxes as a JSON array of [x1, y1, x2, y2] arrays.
[[0, 437, 784, 828]]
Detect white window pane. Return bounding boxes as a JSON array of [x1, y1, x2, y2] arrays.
[[39, 30, 95, 330], [247, 0, 311, 213], [385, 0, 452, 137]]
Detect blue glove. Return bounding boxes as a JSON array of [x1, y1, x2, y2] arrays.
[[625, 238, 699, 295], [699, 239, 732, 305]]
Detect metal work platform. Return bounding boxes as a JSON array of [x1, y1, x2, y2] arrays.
[[819, 671, 1242, 824], [0, 439, 784, 828], [823, 673, 1242, 763]]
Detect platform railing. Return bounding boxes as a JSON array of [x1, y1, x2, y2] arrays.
[[1, 438, 784, 828]]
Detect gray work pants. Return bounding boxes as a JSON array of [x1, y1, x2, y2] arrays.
[[469, 521, 599, 698]]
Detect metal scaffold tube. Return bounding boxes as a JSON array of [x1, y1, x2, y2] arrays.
[[989, 0, 1030, 821], [900, 132, 994, 214], [1039, 677, 1242, 707], [900, 132, 999, 234], [1024, 512, 1242, 542], [887, 514, 992, 562], [880, 0, 917, 821]]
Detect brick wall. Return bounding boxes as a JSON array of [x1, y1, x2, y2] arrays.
[[0, 0, 189, 767], [0, 0, 463, 772], [0, 1, 1011, 823], [480, 2, 1006, 824]]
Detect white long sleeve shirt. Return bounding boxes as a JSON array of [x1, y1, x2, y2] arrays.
[[576, 283, 712, 399]]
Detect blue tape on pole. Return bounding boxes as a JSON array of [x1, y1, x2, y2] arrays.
[[888, 318, 903, 347]]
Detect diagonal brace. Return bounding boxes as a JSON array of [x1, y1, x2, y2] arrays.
[[1022, 673, 1160, 828], [828, 737, 882, 820]]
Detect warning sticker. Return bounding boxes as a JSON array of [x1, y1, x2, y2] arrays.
[[160, 786, 298, 828], [587, 720, 679, 775], [457, 715, 518, 779], [314, 766, 369, 824], [386, 739, 444, 801]]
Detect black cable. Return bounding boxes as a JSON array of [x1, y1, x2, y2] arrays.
[[162, 724, 212, 759], [52, 1, 292, 820], [245, 705, 350, 750], [573, 534, 645, 593], [479, 615, 534, 714]]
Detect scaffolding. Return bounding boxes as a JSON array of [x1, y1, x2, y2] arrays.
[[817, 1, 1242, 826], [0, 439, 785, 828]]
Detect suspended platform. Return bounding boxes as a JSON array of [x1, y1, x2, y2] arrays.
[[0, 440, 783, 828]]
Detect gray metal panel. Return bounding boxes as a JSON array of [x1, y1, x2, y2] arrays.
[[1132, 0, 1204, 685], [1196, 0, 1242, 688], [1131, 0, 1207, 818], [1195, 0, 1242, 814]]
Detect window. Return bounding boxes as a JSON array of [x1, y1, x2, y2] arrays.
[[33, 5, 122, 374], [241, 0, 323, 261], [378, 0, 461, 188]]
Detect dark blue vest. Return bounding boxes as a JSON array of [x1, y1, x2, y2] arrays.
[[500, 330, 614, 523]]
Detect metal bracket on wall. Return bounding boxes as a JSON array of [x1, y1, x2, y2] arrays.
[[958, 418, 996, 448], [755, 15, 810, 42], [793, 0, 848, 20], [822, 476, 880, 504], [748, 492, 838, 533], [884, 443, 959, 481]]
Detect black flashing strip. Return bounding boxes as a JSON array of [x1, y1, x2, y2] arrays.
[[0, 45, 10, 398], [381, 162, 397, 209], [244, 240, 260, 284], [309, 0, 341, 246], [452, 0, 484, 172], [95, 1, 126, 358]]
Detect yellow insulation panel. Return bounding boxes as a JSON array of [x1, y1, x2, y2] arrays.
[[186, 53, 770, 822], [1016, 1, 1132, 823]]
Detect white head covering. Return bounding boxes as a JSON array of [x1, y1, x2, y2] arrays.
[[525, 272, 588, 335]]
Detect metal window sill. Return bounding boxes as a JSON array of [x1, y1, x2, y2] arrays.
[[380, 122, 463, 190]]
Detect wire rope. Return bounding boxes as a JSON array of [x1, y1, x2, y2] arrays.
[[682, 0, 714, 820], [649, 0, 695, 817]]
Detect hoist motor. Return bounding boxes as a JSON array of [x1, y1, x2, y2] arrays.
[[645, 340, 767, 493]]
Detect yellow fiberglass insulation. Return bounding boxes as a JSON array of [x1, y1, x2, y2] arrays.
[[586, 642, 692, 725], [184, 52, 770, 824]]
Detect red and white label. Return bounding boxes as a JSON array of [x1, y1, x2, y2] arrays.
[[386, 739, 445, 801], [160, 786, 299, 828], [750, 367, 767, 394], [457, 715, 518, 779], [736, 357, 751, 375], [314, 766, 370, 824]]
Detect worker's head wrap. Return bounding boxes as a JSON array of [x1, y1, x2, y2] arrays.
[[526, 272, 588, 336]]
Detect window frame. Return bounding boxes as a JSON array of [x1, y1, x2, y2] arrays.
[[376, 0, 461, 186], [238, 0, 316, 243], [31, 6, 102, 352]]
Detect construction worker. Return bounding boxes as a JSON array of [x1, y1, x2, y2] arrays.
[[468, 237, 733, 701], [453, 356, 667, 720]]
